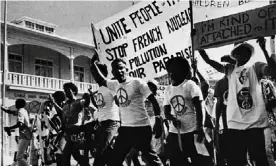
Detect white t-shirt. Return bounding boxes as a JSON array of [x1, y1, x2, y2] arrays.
[[226, 64, 268, 129], [163, 79, 203, 134], [94, 86, 120, 122], [107, 77, 151, 127], [18, 108, 30, 138]]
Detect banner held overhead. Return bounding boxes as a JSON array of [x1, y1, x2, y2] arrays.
[[92, 1, 192, 80], [194, 4, 276, 49]]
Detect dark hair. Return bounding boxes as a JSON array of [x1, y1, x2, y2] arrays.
[[97, 63, 108, 77], [63, 82, 78, 95], [15, 99, 26, 109], [165, 57, 191, 78], [147, 81, 158, 94], [232, 46, 252, 58], [111, 58, 127, 68], [52, 91, 66, 103], [221, 55, 236, 64], [191, 77, 199, 85]]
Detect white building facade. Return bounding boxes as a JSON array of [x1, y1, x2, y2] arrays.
[[0, 17, 97, 157]]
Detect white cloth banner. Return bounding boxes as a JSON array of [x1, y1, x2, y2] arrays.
[[193, 0, 270, 22], [93, 1, 192, 80], [193, 0, 257, 8]]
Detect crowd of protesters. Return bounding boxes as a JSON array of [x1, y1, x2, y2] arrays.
[[2, 36, 276, 166]]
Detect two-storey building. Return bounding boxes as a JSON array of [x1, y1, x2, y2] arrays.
[[0, 16, 97, 157]]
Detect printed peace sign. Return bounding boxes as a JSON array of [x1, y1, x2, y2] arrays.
[[117, 88, 129, 105], [94, 93, 105, 107], [170, 95, 186, 116], [28, 100, 41, 114]]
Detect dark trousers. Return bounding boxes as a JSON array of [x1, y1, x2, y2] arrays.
[[62, 141, 87, 166], [93, 120, 120, 166], [225, 128, 269, 166], [107, 126, 163, 166], [215, 131, 227, 166], [166, 132, 201, 166]]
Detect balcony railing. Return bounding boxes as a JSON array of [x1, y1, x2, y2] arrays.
[[6, 72, 98, 94]]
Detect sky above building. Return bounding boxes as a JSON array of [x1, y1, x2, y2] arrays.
[[1, 1, 136, 44]]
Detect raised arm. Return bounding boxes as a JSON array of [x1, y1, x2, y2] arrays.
[[191, 59, 210, 100], [90, 52, 107, 87], [198, 49, 225, 73], [257, 37, 276, 78], [1, 106, 17, 116]]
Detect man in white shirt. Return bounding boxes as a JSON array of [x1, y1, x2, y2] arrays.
[[3, 99, 31, 166], [91, 56, 163, 166], [163, 57, 204, 166], [91, 63, 121, 166], [198, 37, 276, 166]]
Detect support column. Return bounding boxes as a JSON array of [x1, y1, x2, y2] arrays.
[[70, 56, 74, 83]]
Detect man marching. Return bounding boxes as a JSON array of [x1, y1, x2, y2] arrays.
[[91, 63, 121, 166], [198, 37, 276, 166], [90, 53, 163, 166], [2, 99, 31, 166]]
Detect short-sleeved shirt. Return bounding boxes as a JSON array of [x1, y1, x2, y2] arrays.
[[225, 62, 269, 129], [107, 77, 151, 127], [18, 108, 31, 139], [163, 79, 203, 134], [95, 86, 120, 122]]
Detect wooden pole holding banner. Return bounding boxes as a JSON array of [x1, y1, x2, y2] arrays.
[[271, 0, 275, 56], [189, 0, 196, 78], [91, 23, 98, 50], [175, 113, 183, 152]]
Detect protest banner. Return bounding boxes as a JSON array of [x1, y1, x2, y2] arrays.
[[92, 0, 192, 80], [193, 0, 256, 8], [194, 4, 276, 49]]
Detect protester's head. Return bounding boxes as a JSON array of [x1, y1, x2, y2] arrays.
[[52, 91, 66, 107], [63, 82, 78, 98], [111, 58, 128, 83], [221, 55, 236, 64], [166, 57, 191, 86], [97, 63, 108, 77], [230, 42, 254, 66], [15, 99, 26, 110], [147, 79, 158, 96]]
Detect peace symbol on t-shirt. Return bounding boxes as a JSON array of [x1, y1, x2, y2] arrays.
[[116, 88, 130, 106], [170, 95, 186, 116], [237, 87, 253, 110], [94, 93, 105, 108]]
